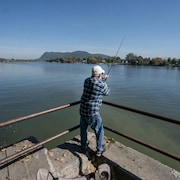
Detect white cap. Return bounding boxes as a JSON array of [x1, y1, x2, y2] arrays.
[[92, 65, 105, 75]]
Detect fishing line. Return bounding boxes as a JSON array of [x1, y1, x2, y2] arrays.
[[107, 35, 126, 76]]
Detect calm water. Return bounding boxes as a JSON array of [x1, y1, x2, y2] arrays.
[[0, 62, 180, 170]]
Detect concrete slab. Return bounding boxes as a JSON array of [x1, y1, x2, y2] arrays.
[[0, 133, 179, 180], [4, 148, 50, 180], [0, 139, 51, 180], [102, 139, 180, 180], [85, 132, 180, 180], [0, 137, 94, 180], [0, 148, 8, 180]]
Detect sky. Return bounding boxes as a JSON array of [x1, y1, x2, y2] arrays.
[[0, 0, 180, 59]]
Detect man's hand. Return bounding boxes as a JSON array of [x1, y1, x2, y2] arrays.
[[104, 74, 109, 81]]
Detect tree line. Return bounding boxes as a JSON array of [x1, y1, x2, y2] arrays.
[[47, 53, 180, 67], [1, 53, 180, 67]]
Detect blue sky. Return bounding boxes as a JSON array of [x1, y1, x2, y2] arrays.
[[0, 0, 180, 59]]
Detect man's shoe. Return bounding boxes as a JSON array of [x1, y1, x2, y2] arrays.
[[81, 142, 89, 153], [81, 145, 92, 160], [96, 146, 106, 157], [96, 152, 102, 157]]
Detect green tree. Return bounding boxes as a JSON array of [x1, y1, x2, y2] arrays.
[[125, 53, 137, 65], [137, 56, 143, 65], [151, 57, 163, 66], [126, 53, 135, 60], [172, 58, 177, 66], [87, 57, 98, 64]]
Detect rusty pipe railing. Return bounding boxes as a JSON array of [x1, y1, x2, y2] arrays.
[[1, 100, 179, 129], [0, 100, 179, 167], [103, 101, 180, 125], [0, 125, 80, 168], [0, 101, 80, 128], [104, 126, 180, 161]]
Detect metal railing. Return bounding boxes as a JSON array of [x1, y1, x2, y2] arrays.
[[0, 101, 179, 168], [0, 101, 80, 128], [103, 101, 180, 125]]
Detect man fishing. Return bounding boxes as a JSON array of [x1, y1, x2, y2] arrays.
[[80, 65, 110, 157]]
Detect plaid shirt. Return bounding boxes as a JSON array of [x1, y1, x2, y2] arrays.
[[80, 76, 110, 117]]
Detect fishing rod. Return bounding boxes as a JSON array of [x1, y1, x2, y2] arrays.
[[107, 35, 126, 76]]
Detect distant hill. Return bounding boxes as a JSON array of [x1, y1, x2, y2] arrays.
[[39, 51, 109, 60]]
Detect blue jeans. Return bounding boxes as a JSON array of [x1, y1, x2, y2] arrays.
[[80, 112, 104, 153]]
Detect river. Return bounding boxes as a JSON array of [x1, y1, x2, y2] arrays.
[[0, 62, 179, 170]]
